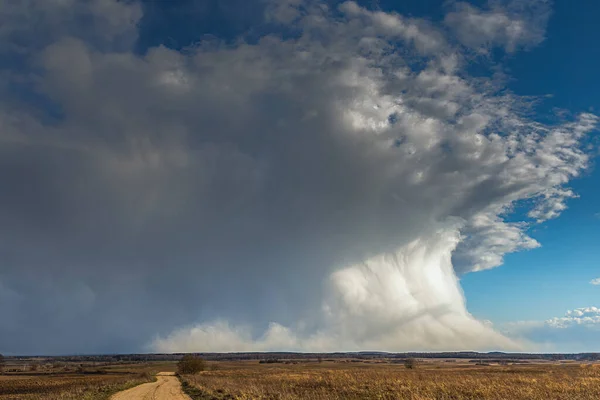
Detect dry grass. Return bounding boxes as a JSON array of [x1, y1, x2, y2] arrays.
[[0, 370, 155, 400], [180, 360, 600, 400]]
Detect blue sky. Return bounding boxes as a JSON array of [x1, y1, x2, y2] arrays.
[[461, 0, 600, 326], [463, 175, 600, 323], [0, 0, 599, 355]]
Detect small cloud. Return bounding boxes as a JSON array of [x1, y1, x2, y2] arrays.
[[590, 278, 600, 286], [500, 320, 545, 335], [546, 307, 600, 328], [444, 0, 550, 53], [503, 307, 600, 352]]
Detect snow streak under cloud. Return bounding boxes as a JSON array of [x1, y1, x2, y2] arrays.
[[0, 0, 596, 354]]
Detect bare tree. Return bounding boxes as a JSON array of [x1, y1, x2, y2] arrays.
[[404, 358, 419, 369], [177, 355, 205, 375], [30, 361, 39, 372]]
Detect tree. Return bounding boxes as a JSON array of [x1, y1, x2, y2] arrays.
[[30, 361, 39, 372], [404, 358, 419, 369], [177, 355, 205, 375]]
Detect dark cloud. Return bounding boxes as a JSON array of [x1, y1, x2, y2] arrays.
[[0, 0, 595, 354]]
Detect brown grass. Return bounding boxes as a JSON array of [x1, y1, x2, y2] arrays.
[[180, 360, 600, 400], [0, 366, 161, 400]]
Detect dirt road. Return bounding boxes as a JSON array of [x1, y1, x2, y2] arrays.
[[110, 372, 191, 400]]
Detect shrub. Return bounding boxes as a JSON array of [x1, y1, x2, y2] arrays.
[[177, 355, 205, 375], [404, 358, 419, 369]]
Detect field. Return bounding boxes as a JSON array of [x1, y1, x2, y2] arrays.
[[3, 357, 600, 399], [0, 362, 174, 400], [180, 359, 600, 400]]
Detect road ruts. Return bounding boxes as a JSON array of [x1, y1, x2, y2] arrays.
[[110, 372, 191, 400]]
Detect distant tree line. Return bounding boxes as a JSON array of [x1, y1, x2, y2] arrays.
[[3, 352, 599, 365]]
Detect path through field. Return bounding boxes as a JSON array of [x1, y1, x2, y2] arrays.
[[110, 372, 191, 400]]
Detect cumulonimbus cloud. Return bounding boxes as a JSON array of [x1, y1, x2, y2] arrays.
[[0, 0, 596, 354]]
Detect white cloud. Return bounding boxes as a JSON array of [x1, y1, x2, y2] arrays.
[[453, 213, 540, 273], [154, 229, 520, 352], [546, 307, 600, 328], [152, 321, 301, 353], [339, 1, 447, 54], [445, 0, 551, 53], [0, 0, 596, 354], [591, 278, 600, 286], [264, 0, 304, 24], [502, 307, 600, 352], [0, 0, 141, 53], [528, 188, 578, 222]]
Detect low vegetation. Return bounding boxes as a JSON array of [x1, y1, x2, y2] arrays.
[[4, 356, 600, 399], [0, 366, 159, 400], [178, 355, 206, 375], [404, 358, 418, 369], [180, 360, 600, 400]]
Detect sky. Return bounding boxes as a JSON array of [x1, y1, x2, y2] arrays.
[[0, 0, 598, 355]]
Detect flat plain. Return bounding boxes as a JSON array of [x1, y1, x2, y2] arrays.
[[179, 359, 600, 400], [3, 358, 600, 399], [0, 362, 172, 400]]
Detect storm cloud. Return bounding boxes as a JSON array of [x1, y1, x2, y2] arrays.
[[0, 0, 596, 355]]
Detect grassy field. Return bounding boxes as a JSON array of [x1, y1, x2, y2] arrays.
[[180, 360, 600, 400], [4, 358, 600, 399], [0, 362, 175, 400]]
